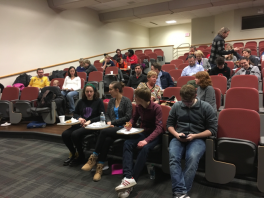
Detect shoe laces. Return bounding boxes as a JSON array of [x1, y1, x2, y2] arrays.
[[96, 164, 103, 174], [87, 154, 96, 165]]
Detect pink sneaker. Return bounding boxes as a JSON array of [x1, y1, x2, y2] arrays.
[[115, 177, 137, 192]]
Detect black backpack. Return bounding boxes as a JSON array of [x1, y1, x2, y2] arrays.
[[13, 73, 31, 87], [38, 90, 56, 108]]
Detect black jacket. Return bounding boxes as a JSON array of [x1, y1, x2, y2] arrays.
[[127, 74, 147, 89], [85, 64, 97, 78], [113, 54, 126, 61], [209, 64, 231, 79]]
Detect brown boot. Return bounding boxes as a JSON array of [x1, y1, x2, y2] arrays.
[[93, 164, 104, 181], [81, 154, 97, 171]]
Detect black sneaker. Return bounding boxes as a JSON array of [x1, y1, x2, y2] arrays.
[[69, 157, 86, 167]]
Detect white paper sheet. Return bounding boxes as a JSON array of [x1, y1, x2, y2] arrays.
[[118, 128, 139, 134]]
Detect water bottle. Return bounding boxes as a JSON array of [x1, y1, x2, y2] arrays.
[[100, 112, 105, 125], [148, 164, 155, 179]]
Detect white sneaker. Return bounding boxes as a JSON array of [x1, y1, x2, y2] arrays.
[[115, 177, 137, 192], [174, 194, 190, 198], [1, 122, 11, 127], [118, 187, 133, 198]]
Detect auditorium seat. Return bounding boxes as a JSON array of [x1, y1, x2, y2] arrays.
[[161, 64, 176, 72], [210, 75, 227, 95], [63, 68, 69, 72], [169, 69, 183, 86], [214, 87, 221, 111], [105, 66, 118, 75], [10, 87, 39, 124], [163, 87, 181, 101], [231, 75, 258, 90], [177, 76, 195, 87], [203, 51, 209, 58], [96, 67, 104, 73], [87, 71, 104, 98], [233, 42, 244, 48], [123, 87, 134, 102], [144, 49, 152, 56], [135, 50, 143, 55], [44, 73, 49, 77], [199, 45, 208, 49], [205, 108, 264, 193], [148, 53, 158, 63], [0, 87, 20, 119], [178, 56, 185, 61], [177, 63, 189, 70], [139, 55, 150, 66], [170, 59, 184, 67], [154, 49, 164, 61], [94, 62, 103, 67], [245, 41, 257, 48], [226, 61, 234, 76]]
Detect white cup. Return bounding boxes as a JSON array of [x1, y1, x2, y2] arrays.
[[59, 115, 65, 123], [128, 66, 130, 69], [110, 71, 113, 74]]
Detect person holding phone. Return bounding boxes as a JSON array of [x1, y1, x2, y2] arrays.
[[167, 85, 217, 198]]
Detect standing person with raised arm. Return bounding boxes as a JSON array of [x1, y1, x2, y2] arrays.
[[209, 27, 240, 69]]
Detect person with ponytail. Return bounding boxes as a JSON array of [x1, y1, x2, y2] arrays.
[[61, 83, 104, 167], [81, 81, 132, 182]]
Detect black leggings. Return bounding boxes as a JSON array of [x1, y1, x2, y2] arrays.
[[95, 127, 127, 162], [61, 125, 93, 157]]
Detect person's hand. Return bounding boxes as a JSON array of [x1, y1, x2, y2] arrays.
[[107, 121, 111, 125], [154, 100, 159, 104], [151, 96, 156, 101], [109, 125, 114, 127], [234, 47, 240, 51], [186, 134, 196, 141], [224, 55, 229, 58], [176, 132, 188, 142], [78, 118, 86, 125], [137, 140, 147, 148], [83, 120, 91, 127]]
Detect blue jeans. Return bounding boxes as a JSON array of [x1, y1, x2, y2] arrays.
[[123, 133, 161, 181], [169, 138, 206, 194], [61, 90, 78, 112]]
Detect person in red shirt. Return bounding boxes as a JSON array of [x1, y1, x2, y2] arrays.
[[126, 49, 138, 70]]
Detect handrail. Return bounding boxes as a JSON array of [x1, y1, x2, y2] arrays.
[[0, 45, 174, 79], [173, 37, 264, 49]]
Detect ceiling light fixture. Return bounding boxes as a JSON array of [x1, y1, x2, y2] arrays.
[[166, 20, 176, 24]]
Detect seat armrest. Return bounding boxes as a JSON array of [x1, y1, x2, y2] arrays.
[[219, 106, 224, 111], [10, 99, 18, 103], [260, 136, 264, 146], [207, 136, 216, 139], [31, 99, 38, 107]]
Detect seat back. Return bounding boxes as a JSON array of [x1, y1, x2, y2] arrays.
[[135, 50, 143, 55], [44, 73, 49, 77], [77, 72, 87, 80], [155, 50, 164, 57], [103, 101, 108, 113], [177, 76, 195, 87], [178, 56, 186, 61], [94, 62, 103, 67], [210, 75, 227, 94], [245, 41, 257, 48], [218, 108, 259, 147], [94, 60, 100, 64], [139, 55, 150, 63], [170, 59, 184, 67], [123, 87, 134, 102], [231, 75, 258, 90], [144, 49, 152, 55], [203, 51, 209, 57], [199, 45, 208, 49], [1, 87, 19, 101], [132, 103, 136, 115], [88, 71, 103, 82], [177, 63, 189, 70], [80, 78, 85, 88], [63, 68, 69, 72], [20, 87, 39, 101], [105, 67, 118, 75], [213, 87, 221, 111], [96, 67, 104, 73], [225, 87, 259, 112], [161, 105, 171, 131], [50, 78, 64, 90], [162, 64, 176, 72], [163, 87, 181, 101], [233, 42, 244, 48], [148, 53, 157, 60], [169, 69, 183, 83]]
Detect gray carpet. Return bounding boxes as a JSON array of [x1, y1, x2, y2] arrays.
[[0, 138, 263, 198]]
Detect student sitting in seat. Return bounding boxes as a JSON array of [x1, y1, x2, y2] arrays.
[[194, 50, 211, 71], [167, 85, 217, 198], [224, 44, 237, 63], [61, 84, 104, 167], [181, 55, 204, 77], [127, 64, 147, 89], [233, 57, 261, 80], [113, 49, 126, 61], [126, 49, 138, 70], [81, 81, 132, 182], [137, 71, 161, 104], [61, 66, 81, 115], [209, 57, 230, 80], [76, 58, 86, 72], [195, 71, 217, 113], [28, 68, 50, 89], [84, 59, 97, 80], [114, 87, 163, 197]]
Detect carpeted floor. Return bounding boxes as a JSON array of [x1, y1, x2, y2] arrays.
[[0, 138, 263, 198]]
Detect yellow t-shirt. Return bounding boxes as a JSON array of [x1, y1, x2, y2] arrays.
[[29, 76, 50, 88]]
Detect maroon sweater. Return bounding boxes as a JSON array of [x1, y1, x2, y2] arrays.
[[130, 101, 164, 143]]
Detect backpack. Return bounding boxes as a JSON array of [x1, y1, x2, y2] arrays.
[[13, 73, 31, 87], [38, 90, 56, 108], [49, 70, 66, 81]]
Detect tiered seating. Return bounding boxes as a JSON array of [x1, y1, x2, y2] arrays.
[[0, 87, 19, 119], [163, 87, 181, 101], [161, 64, 176, 72], [144, 49, 152, 56], [177, 76, 195, 87], [177, 63, 189, 70], [169, 69, 183, 85], [170, 59, 183, 67]]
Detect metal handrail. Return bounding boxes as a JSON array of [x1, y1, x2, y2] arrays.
[[174, 43, 190, 59]]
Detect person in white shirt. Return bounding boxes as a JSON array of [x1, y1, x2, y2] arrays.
[[181, 55, 204, 76], [61, 66, 81, 114]]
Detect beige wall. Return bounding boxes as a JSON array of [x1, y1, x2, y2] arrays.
[[0, 0, 149, 86], [149, 23, 192, 48]]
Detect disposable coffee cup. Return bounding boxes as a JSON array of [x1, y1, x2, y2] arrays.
[[59, 115, 65, 123], [110, 71, 113, 74], [128, 66, 130, 69]]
